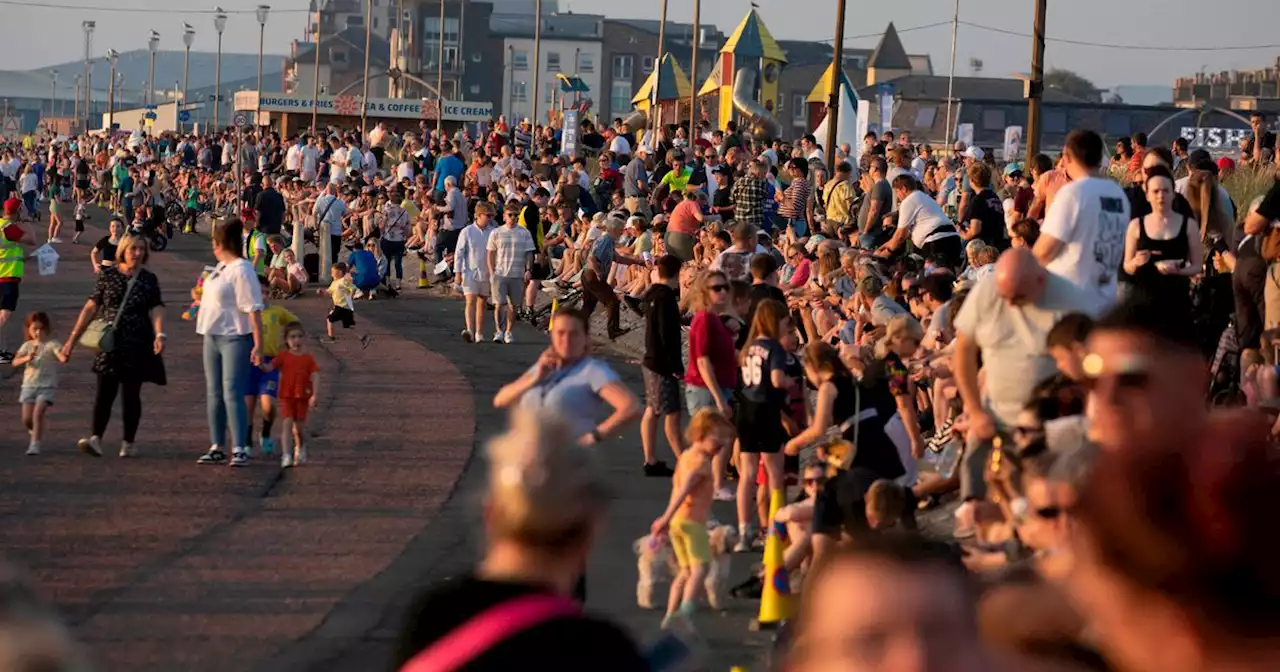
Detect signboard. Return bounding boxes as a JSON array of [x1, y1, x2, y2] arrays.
[[877, 83, 894, 133], [1003, 125, 1023, 162], [236, 92, 494, 123], [854, 99, 871, 163], [1180, 126, 1251, 150], [178, 110, 191, 122], [561, 110, 579, 157], [956, 123, 975, 149], [233, 112, 249, 128]]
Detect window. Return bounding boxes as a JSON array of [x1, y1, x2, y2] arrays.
[[641, 56, 654, 74], [424, 46, 459, 71], [914, 106, 937, 129], [470, 84, 480, 95], [982, 108, 1006, 131], [545, 82, 555, 104], [511, 81, 527, 103], [1044, 110, 1068, 134], [613, 54, 633, 81], [373, 17, 379, 29], [792, 94, 807, 127], [471, 52, 482, 63], [512, 50, 529, 71], [331, 50, 348, 64], [578, 53, 594, 73], [1105, 113, 1130, 138], [611, 81, 632, 116], [423, 17, 459, 44], [547, 52, 561, 72]]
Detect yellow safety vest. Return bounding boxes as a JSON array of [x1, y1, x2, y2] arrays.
[[0, 219, 24, 280]]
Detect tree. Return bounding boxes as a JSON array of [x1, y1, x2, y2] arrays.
[[1044, 69, 1103, 103]]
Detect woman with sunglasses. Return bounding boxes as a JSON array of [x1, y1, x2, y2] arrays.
[[683, 270, 738, 501]]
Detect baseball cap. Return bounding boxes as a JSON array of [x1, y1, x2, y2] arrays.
[[3, 198, 19, 215], [1003, 162, 1023, 177], [963, 146, 985, 161], [635, 145, 650, 155], [713, 164, 732, 176]]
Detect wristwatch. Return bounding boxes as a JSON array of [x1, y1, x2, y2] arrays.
[[157, 332, 167, 340]]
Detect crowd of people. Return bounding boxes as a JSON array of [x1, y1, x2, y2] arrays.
[[3, 104, 1280, 672]]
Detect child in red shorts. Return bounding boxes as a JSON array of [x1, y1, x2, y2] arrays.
[[261, 321, 319, 467]]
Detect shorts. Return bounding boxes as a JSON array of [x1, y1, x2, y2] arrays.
[[491, 276, 524, 305], [643, 367, 683, 415], [0, 282, 19, 312], [756, 453, 801, 487], [669, 517, 712, 568], [327, 305, 356, 328], [280, 397, 310, 422], [76, 179, 90, 191], [19, 386, 55, 405], [462, 277, 491, 297], [75, 218, 85, 233], [685, 384, 734, 417], [530, 260, 550, 281], [735, 398, 786, 453], [247, 357, 279, 397]]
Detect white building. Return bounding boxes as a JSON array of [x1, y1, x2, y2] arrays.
[[491, 13, 602, 123]]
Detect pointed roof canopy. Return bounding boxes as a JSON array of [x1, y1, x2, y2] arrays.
[[868, 22, 911, 70], [721, 9, 787, 63], [698, 59, 722, 96], [806, 62, 860, 104], [632, 53, 692, 104]]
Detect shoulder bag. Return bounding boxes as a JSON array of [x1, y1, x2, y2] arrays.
[[79, 269, 142, 353], [398, 594, 580, 672], [1261, 224, 1280, 263]]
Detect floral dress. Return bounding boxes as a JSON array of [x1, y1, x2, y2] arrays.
[[90, 267, 167, 385]]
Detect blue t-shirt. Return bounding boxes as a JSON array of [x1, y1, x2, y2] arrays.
[[519, 357, 621, 437], [434, 154, 465, 192], [348, 249, 380, 289]]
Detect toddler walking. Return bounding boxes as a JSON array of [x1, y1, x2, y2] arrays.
[[12, 313, 69, 455], [261, 322, 320, 467], [319, 262, 371, 347]]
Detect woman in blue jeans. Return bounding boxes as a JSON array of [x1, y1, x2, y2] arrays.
[[195, 217, 264, 467]]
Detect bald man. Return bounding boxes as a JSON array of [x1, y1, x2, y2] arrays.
[[950, 248, 1103, 505]]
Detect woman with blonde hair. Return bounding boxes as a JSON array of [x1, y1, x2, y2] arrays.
[[872, 314, 927, 485], [392, 409, 647, 671], [683, 269, 738, 500], [62, 234, 168, 458]]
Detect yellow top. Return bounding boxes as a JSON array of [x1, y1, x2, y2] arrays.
[[824, 180, 855, 226], [328, 276, 355, 310], [260, 305, 300, 357]]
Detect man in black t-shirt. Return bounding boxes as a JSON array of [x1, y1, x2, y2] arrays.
[[959, 162, 1006, 249], [254, 175, 287, 237]]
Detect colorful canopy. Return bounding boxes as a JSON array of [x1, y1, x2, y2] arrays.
[[806, 63, 859, 105], [632, 53, 692, 104], [721, 9, 787, 63]]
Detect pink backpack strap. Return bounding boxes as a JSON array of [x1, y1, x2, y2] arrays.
[[399, 594, 580, 672]]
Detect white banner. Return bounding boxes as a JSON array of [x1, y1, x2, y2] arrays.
[[1003, 125, 1023, 162], [235, 92, 493, 122], [957, 123, 975, 149], [561, 110, 579, 157], [855, 100, 871, 163]]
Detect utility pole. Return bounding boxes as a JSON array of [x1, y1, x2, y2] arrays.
[[106, 50, 118, 131], [361, 0, 373, 136], [82, 21, 95, 133], [1026, 0, 1047, 159], [531, 0, 542, 129], [214, 8, 227, 128], [182, 24, 195, 134], [148, 31, 160, 107], [436, 0, 446, 135], [651, 0, 667, 139], [823, 0, 846, 176], [944, 0, 959, 150], [688, 0, 699, 142], [256, 6, 271, 127], [312, 16, 322, 132], [50, 71, 57, 121]]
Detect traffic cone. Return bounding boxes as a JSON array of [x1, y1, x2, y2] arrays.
[[751, 488, 791, 631], [417, 258, 429, 289], [548, 296, 560, 331]]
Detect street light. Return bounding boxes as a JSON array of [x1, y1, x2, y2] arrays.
[[50, 70, 57, 120], [311, 16, 321, 132], [182, 24, 195, 133], [360, 0, 372, 136], [214, 7, 228, 128], [148, 30, 160, 107], [82, 21, 95, 132], [106, 49, 118, 131], [255, 5, 270, 126]]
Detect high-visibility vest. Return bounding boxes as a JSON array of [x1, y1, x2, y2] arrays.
[[0, 219, 24, 280]]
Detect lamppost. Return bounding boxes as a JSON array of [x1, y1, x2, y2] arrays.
[[214, 7, 228, 128], [106, 49, 118, 131], [532, 0, 541, 129], [824, 0, 846, 176], [360, 0, 373, 136], [73, 74, 82, 126], [311, 17, 321, 132], [49, 70, 57, 120], [436, 0, 447, 135], [255, 5, 270, 126], [82, 21, 95, 132], [687, 0, 699, 142], [147, 30, 160, 107], [182, 23, 195, 133]]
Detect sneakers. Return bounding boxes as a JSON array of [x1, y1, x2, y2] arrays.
[[197, 447, 227, 465], [503, 331, 514, 344], [26, 442, 40, 456], [643, 461, 675, 477], [281, 452, 295, 468], [473, 333, 485, 344], [624, 295, 644, 315], [733, 525, 757, 553], [77, 436, 103, 457], [261, 437, 276, 456], [712, 487, 736, 502], [295, 445, 308, 465], [461, 329, 473, 343], [492, 332, 503, 343], [119, 441, 137, 458], [229, 449, 250, 467], [0, 350, 14, 364]]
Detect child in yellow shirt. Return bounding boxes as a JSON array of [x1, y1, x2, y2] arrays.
[[319, 262, 371, 347]]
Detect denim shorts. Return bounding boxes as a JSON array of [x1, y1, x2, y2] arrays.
[[684, 384, 734, 417]]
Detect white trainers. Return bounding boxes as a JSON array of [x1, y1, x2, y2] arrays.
[[119, 441, 137, 458], [26, 442, 40, 456], [503, 331, 513, 344], [492, 332, 503, 343], [281, 453, 295, 468], [294, 445, 307, 465], [77, 436, 103, 457]]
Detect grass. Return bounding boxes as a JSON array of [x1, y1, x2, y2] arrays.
[[1223, 168, 1276, 217]]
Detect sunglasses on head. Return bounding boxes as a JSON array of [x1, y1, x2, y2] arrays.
[[1081, 353, 1153, 391]]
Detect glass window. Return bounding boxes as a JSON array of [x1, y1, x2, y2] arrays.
[[613, 55, 633, 81], [443, 18, 459, 43], [470, 84, 480, 95], [512, 51, 529, 71], [611, 81, 632, 115], [545, 82, 555, 103], [423, 18, 459, 44], [511, 81, 527, 103], [1044, 110, 1068, 134], [579, 53, 594, 73], [547, 52, 561, 73], [982, 108, 1006, 131], [641, 56, 654, 74], [1105, 113, 1130, 137], [792, 94, 807, 127], [914, 106, 937, 129]]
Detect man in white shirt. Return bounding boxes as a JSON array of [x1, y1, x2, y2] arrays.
[[329, 137, 347, 185], [1035, 129, 1130, 306], [609, 130, 631, 159], [300, 136, 321, 183], [362, 142, 378, 181], [284, 137, 303, 174], [344, 138, 363, 179], [877, 175, 962, 267]]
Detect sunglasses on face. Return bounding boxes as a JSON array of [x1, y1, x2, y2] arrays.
[[1034, 506, 1064, 520], [803, 476, 826, 486], [1081, 353, 1153, 391], [708, 284, 729, 293]]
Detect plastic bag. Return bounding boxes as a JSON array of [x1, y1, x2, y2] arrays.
[[34, 244, 59, 276]]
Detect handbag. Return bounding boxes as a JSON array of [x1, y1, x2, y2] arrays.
[[80, 270, 142, 353], [397, 594, 579, 672], [1261, 226, 1280, 263]]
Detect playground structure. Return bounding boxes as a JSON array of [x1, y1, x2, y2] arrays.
[[698, 9, 786, 139], [622, 53, 693, 134]]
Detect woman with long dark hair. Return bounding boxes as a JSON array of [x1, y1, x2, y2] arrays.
[[733, 298, 791, 548], [1121, 166, 1202, 311], [195, 217, 264, 467], [63, 234, 167, 457]]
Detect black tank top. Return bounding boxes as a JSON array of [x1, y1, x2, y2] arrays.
[[830, 376, 905, 481], [1127, 214, 1192, 306]]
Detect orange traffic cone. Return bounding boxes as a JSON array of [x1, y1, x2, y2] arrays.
[[751, 488, 791, 631]]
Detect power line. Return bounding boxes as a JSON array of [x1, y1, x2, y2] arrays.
[[814, 20, 954, 44], [960, 20, 1280, 52], [0, 0, 308, 13]]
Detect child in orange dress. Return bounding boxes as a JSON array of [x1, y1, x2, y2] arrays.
[[261, 322, 320, 467]]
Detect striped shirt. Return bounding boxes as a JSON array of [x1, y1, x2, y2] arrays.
[[778, 177, 810, 219]]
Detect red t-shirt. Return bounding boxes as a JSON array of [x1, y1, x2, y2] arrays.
[[668, 199, 702, 236], [275, 351, 319, 399], [685, 311, 738, 389]]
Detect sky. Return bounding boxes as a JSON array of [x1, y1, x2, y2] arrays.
[[11, 0, 1280, 88]]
